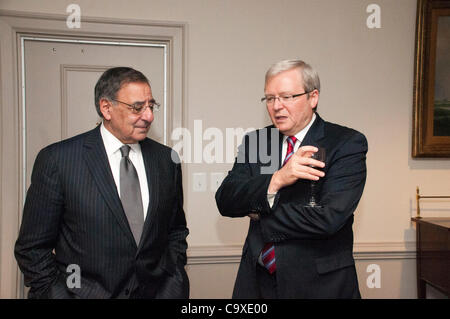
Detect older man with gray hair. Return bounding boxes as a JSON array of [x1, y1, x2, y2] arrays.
[[216, 59, 368, 298]]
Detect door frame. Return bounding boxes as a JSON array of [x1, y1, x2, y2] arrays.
[[0, 10, 186, 298]]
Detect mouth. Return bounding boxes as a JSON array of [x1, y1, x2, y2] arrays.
[[135, 124, 151, 131], [274, 115, 288, 122]]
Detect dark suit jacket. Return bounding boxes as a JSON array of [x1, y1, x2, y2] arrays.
[[15, 126, 189, 299], [215, 113, 367, 298]]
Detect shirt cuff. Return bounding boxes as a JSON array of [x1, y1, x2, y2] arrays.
[[267, 192, 277, 208]]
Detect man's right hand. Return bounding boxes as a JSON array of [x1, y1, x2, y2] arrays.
[[268, 146, 325, 193]]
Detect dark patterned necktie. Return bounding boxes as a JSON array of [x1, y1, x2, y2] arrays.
[[120, 145, 144, 245], [261, 136, 297, 274]]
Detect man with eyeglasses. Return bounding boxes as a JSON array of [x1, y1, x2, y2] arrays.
[[216, 60, 367, 298], [15, 67, 189, 299]]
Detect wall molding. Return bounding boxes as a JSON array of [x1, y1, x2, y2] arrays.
[[353, 241, 416, 260], [187, 241, 417, 265], [187, 245, 243, 265]]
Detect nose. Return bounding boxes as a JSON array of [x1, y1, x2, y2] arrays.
[[272, 97, 284, 111], [140, 105, 154, 122]]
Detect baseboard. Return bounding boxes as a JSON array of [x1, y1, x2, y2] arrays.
[[353, 241, 416, 260], [187, 241, 417, 265], [187, 245, 242, 265]]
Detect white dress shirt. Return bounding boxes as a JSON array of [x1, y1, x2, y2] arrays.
[[100, 123, 149, 219]]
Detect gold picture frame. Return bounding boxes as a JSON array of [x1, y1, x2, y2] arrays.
[[412, 0, 450, 157]]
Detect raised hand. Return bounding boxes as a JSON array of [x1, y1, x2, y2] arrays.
[[268, 146, 325, 193]]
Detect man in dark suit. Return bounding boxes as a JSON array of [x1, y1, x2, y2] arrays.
[[15, 67, 189, 299], [215, 60, 367, 298]]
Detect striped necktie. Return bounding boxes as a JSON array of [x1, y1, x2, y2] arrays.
[[261, 136, 297, 274]]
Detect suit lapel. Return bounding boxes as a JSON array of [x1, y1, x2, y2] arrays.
[[300, 113, 326, 148], [82, 126, 136, 247], [137, 138, 160, 251]]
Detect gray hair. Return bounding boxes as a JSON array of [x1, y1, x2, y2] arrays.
[[265, 59, 321, 94]]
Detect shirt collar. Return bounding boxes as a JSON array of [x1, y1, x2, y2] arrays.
[[100, 122, 141, 156]]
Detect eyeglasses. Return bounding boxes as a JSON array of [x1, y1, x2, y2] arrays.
[[261, 91, 312, 106], [111, 98, 160, 114]]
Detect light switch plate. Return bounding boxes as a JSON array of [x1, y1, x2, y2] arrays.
[[193, 172, 207, 192], [210, 172, 225, 192]]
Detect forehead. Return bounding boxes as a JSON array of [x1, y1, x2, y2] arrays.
[[117, 81, 152, 100], [265, 68, 303, 92]]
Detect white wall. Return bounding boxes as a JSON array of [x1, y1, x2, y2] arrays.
[[1, 0, 449, 298]]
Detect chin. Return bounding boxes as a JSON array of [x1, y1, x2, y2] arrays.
[[134, 134, 148, 142], [134, 127, 150, 137], [276, 124, 291, 134]]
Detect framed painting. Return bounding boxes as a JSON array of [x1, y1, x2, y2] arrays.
[[412, 0, 450, 157]]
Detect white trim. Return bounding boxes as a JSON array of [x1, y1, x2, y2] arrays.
[[19, 36, 167, 48], [186, 242, 417, 265], [20, 37, 26, 207], [354, 241, 417, 260], [354, 241, 416, 258], [187, 245, 243, 265], [163, 45, 168, 144]]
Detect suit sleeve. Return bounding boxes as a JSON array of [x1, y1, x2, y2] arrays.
[[168, 161, 189, 265], [260, 131, 368, 240], [14, 147, 63, 298], [156, 153, 189, 299], [215, 134, 274, 218]]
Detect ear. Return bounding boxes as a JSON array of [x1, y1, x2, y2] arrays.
[[308, 89, 319, 109], [99, 98, 112, 120]]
